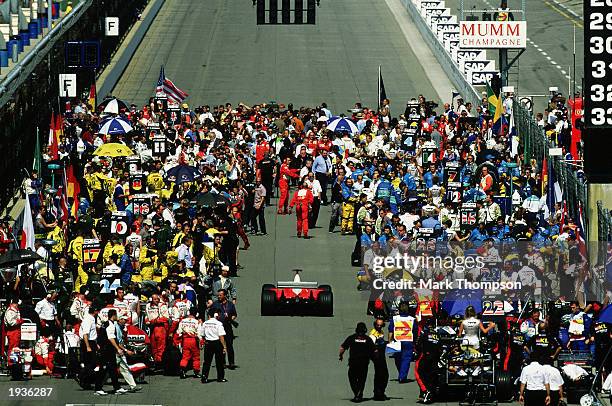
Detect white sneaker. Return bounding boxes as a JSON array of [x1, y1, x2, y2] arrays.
[[116, 388, 129, 394], [94, 390, 108, 396], [457, 370, 467, 376], [129, 386, 143, 392]]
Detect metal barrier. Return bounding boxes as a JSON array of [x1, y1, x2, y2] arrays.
[[597, 200, 611, 268], [400, 0, 481, 107], [514, 98, 587, 222]]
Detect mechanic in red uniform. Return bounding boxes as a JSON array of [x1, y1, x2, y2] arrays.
[[278, 156, 299, 215], [0, 219, 14, 254], [145, 294, 169, 366], [3, 297, 22, 364], [316, 133, 333, 155], [177, 308, 201, 379], [288, 182, 314, 238], [255, 134, 270, 165]]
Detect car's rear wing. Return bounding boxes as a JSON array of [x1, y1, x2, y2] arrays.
[[276, 281, 319, 289]]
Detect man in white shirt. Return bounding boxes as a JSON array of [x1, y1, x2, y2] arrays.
[[542, 360, 564, 406], [78, 305, 100, 390], [35, 292, 59, 337], [519, 355, 551, 406], [199, 311, 227, 383], [305, 171, 322, 228], [176, 236, 194, 270]]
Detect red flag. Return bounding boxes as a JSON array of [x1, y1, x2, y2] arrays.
[[568, 97, 583, 160], [66, 165, 80, 218], [48, 112, 59, 160], [20, 197, 35, 249]]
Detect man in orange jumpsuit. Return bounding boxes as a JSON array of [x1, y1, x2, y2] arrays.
[[177, 308, 201, 379], [278, 156, 299, 215], [3, 297, 22, 364], [145, 294, 169, 366], [289, 182, 314, 238]]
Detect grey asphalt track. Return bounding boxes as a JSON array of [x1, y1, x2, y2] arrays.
[[111, 0, 443, 112]]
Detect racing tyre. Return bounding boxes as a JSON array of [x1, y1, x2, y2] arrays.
[[318, 284, 332, 292], [262, 284, 275, 292], [318, 291, 333, 316], [495, 371, 514, 402], [261, 291, 276, 316]]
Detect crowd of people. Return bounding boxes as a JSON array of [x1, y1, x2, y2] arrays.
[[0, 84, 609, 402]]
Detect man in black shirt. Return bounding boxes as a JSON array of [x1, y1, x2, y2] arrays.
[[339, 322, 375, 403], [258, 154, 275, 204], [526, 323, 561, 363], [329, 174, 345, 233]]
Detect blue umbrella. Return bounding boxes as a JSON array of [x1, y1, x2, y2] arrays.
[[164, 164, 202, 184], [442, 289, 483, 316], [327, 116, 359, 134], [98, 116, 133, 135], [598, 304, 612, 324]]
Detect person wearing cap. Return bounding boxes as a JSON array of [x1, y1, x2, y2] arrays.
[[0, 219, 14, 254], [339, 321, 376, 403], [205, 265, 237, 305], [145, 294, 170, 366]]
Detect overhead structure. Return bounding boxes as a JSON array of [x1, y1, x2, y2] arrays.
[[254, 0, 319, 25]]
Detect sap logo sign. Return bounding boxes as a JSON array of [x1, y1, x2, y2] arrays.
[[455, 50, 486, 63], [461, 60, 495, 74], [469, 71, 499, 86], [442, 31, 459, 41]]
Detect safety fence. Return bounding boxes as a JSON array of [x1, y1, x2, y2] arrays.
[[597, 200, 611, 268], [514, 99, 587, 224], [0, 0, 149, 211]]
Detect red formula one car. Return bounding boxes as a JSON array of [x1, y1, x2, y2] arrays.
[[261, 270, 333, 316]]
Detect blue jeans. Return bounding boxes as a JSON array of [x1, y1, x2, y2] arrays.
[[393, 341, 413, 381]]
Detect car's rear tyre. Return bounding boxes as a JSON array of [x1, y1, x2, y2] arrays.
[[262, 284, 275, 291], [495, 370, 514, 402], [261, 291, 276, 316], [318, 291, 333, 316], [318, 284, 332, 292]]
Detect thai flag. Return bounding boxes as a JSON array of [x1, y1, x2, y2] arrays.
[[156, 65, 188, 103]]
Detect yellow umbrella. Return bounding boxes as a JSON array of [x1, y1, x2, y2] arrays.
[[93, 143, 134, 157]]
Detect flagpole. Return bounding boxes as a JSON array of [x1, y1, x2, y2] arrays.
[[572, 23, 576, 98], [378, 65, 381, 111]]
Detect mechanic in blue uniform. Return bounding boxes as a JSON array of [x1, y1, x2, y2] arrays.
[[369, 317, 390, 401], [520, 308, 541, 342], [388, 302, 418, 384], [375, 177, 393, 205], [567, 301, 590, 351], [339, 322, 376, 403]]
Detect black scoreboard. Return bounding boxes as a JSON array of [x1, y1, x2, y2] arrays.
[[584, 0, 612, 181]]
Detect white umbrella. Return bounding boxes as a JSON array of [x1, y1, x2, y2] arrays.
[[327, 116, 359, 134], [98, 116, 133, 135], [103, 99, 120, 114]]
